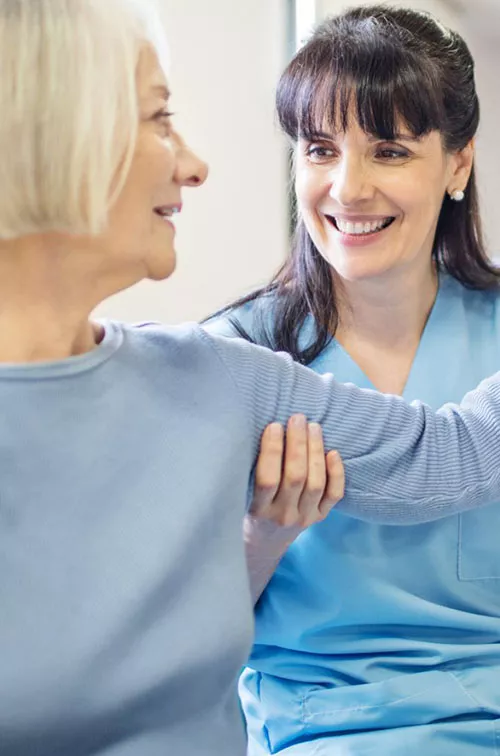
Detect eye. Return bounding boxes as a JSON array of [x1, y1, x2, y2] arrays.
[[376, 146, 410, 161], [305, 144, 336, 163], [153, 108, 175, 134]]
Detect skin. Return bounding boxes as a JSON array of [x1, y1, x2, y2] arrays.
[[295, 117, 472, 286], [251, 416, 343, 529], [246, 112, 474, 575], [0, 39, 340, 548], [295, 117, 473, 395], [245, 415, 345, 603], [0, 45, 208, 364]]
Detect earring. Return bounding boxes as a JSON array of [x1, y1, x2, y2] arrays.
[[449, 189, 465, 202]]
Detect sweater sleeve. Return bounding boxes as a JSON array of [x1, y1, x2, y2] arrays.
[[200, 328, 500, 525]]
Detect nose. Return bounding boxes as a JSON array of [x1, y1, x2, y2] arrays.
[[174, 136, 209, 188], [328, 154, 372, 207]]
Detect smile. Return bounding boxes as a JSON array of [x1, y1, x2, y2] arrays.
[[326, 215, 395, 236], [154, 205, 181, 219]]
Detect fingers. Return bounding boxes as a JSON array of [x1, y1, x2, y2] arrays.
[[319, 450, 345, 516], [251, 416, 344, 530], [306, 422, 327, 500], [281, 415, 309, 494], [271, 415, 328, 528], [284, 421, 327, 526], [251, 415, 309, 524], [252, 422, 284, 512]]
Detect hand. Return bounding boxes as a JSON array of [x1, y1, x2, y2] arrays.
[[250, 414, 344, 531], [244, 415, 345, 603]]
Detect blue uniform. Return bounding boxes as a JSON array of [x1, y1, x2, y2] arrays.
[[206, 275, 500, 754]]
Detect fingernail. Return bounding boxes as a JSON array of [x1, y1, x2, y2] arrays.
[[308, 422, 322, 437], [269, 423, 283, 438], [290, 414, 307, 428]]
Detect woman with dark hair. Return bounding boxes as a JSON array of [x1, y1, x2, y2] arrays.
[[205, 5, 500, 753], [7, 1, 500, 753]]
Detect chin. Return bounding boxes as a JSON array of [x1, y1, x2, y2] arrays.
[[147, 249, 177, 281], [330, 257, 393, 283]]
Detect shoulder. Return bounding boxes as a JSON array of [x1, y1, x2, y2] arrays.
[[440, 273, 500, 320], [122, 320, 207, 348], [116, 320, 231, 372], [111, 320, 265, 413], [116, 319, 288, 376]]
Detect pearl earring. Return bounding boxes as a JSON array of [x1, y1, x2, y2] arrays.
[[450, 189, 465, 202]]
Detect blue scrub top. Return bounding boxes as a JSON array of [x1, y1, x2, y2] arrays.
[[209, 274, 500, 754]]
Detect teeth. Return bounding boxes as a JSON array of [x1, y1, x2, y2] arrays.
[[335, 218, 390, 235], [155, 207, 180, 217]]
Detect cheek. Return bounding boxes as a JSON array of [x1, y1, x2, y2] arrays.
[[295, 170, 327, 213], [399, 187, 446, 228], [385, 164, 447, 218], [156, 140, 176, 179], [134, 136, 176, 185]]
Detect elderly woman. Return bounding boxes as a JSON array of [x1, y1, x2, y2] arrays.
[[2, 2, 500, 756]]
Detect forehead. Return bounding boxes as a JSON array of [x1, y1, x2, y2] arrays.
[[136, 44, 169, 99], [304, 108, 415, 140], [291, 69, 440, 146]]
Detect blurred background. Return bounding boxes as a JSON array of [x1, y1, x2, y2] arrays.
[[96, 0, 500, 324]]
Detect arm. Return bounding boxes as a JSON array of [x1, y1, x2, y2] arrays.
[[201, 328, 500, 524], [245, 416, 344, 603]]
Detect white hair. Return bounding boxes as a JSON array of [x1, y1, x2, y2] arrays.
[[0, 0, 167, 238]]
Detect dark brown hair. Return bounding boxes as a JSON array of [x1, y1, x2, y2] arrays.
[[208, 5, 500, 364]]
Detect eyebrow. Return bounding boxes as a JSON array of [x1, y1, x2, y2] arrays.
[[379, 134, 422, 143], [301, 130, 422, 143]]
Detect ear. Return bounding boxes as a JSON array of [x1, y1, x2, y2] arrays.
[[447, 139, 475, 194]]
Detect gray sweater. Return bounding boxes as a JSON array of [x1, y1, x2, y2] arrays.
[[2, 319, 499, 755]]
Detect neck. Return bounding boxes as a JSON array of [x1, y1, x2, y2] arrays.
[[0, 235, 113, 363], [335, 261, 438, 348]]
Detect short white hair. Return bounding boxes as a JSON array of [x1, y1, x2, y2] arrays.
[[0, 0, 167, 238]]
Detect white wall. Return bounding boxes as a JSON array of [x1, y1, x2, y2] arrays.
[[96, 0, 289, 324], [314, 0, 500, 258]]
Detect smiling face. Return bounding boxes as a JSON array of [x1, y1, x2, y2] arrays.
[[99, 44, 208, 287], [295, 115, 473, 283]]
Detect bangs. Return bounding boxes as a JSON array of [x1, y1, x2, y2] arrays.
[[277, 23, 445, 142]]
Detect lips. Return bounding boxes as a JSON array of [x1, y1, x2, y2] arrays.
[[154, 205, 181, 218]]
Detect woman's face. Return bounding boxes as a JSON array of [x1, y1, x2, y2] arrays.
[[99, 44, 208, 287], [295, 114, 473, 283]]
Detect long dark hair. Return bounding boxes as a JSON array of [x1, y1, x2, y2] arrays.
[[209, 5, 500, 364]]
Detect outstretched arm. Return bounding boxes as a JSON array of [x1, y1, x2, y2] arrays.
[[202, 329, 500, 524]]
